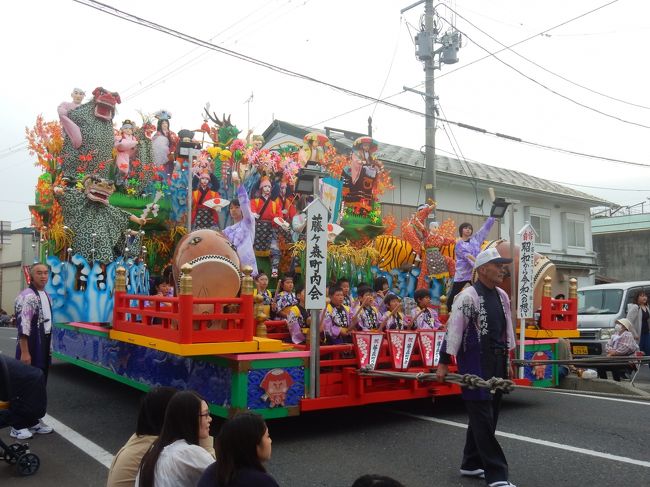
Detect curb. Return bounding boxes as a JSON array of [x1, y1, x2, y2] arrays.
[[558, 375, 650, 397]]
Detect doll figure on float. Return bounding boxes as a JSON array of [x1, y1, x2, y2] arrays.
[[251, 176, 282, 278], [54, 176, 149, 263], [57, 87, 85, 149], [191, 172, 221, 230], [298, 132, 328, 166], [114, 119, 138, 183], [191, 151, 219, 192], [152, 110, 177, 174], [341, 148, 377, 216]]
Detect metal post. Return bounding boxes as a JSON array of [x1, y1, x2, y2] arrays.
[[309, 175, 321, 399], [186, 148, 200, 232], [509, 206, 516, 326], [424, 0, 436, 206], [310, 308, 320, 398]]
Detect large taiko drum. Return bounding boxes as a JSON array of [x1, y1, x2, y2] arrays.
[[172, 229, 242, 300], [473, 239, 556, 312]]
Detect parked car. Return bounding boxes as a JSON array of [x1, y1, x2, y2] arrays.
[[570, 281, 650, 356]]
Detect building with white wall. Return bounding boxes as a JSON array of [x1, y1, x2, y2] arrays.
[[0, 227, 37, 313], [263, 120, 610, 288]]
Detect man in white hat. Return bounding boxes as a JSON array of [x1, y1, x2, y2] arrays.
[[596, 318, 639, 381], [436, 247, 516, 487]]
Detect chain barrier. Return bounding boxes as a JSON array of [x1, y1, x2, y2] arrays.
[[512, 356, 650, 368], [357, 368, 515, 394]]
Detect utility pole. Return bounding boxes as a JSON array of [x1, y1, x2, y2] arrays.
[[401, 0, 461, 214], [424, 0, 436, 208]]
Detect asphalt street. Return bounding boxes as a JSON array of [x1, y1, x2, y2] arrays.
[[1, 326, 649, 486]]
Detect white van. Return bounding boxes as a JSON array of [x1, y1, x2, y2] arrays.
[[570, 281, 650, 356]]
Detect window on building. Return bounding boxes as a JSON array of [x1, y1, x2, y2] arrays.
[[567, 220, 585, 247], [530, 215, 550, 244]]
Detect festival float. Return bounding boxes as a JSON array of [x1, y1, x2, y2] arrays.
[[26, 87, 577, 418]]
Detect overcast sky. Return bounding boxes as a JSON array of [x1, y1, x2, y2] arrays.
[[2, 0, 648, 227]]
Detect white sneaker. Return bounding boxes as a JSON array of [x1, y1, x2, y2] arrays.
[[488, 482, 517, 487], [10, 427, 33, 440], [29, 419, 53, 435]]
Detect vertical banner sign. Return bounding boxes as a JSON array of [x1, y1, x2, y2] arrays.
[[517, 223, 535, 319], [517, 222, 536, 378], [305, 198, 328, 310]]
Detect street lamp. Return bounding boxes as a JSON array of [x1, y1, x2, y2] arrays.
[[295, 162, 324, 195], [490, 197, 511, 218]]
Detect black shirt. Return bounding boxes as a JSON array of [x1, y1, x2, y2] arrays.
[[197, 463, 280, 487], [473, 280, 507, 350], [641, 307, 649, 335]]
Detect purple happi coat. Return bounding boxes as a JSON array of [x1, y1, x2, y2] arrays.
[[440, 285, 515, 400], [454, 217, 496, 282], [14, 285, 52, 371]]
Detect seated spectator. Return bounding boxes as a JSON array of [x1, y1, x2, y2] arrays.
[[0, 354, 47, 440], [197, 411, 279, 487], [597, 318, 640, 382], [108, 387, 206, 487], [411, 288, 442, 330], [0, 309, 11, 327], [136, 391, 215, 487], [556, 337, 575, 380], [351, 474, 405, 487]]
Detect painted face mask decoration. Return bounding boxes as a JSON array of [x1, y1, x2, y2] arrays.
[[91, 87, 121, 121], [83, 176, 115, 204]]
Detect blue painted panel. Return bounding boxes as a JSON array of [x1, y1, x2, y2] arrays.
[[53, 326, 232, 406]]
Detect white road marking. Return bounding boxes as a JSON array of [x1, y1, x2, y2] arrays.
[[396, 411, 650, 468], [530, 389, 650, 406], [43, 414, 113, 468]]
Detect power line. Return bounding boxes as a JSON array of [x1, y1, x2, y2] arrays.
[[75, 0, 650, 169], [74, 0, 408, 109], [438, 102, 482, 211], [0, 145, 28, 161], [435, 0, 621, 81], [444, 3, 650, 111], [119, 0, 283, 97], [444, 22, 650, 130], [435, 146, 647, 192], [314, 1, 625, 130], [0, 142, 27, 157], [372, 16, 403, 119], [123, 0, 307, 102]]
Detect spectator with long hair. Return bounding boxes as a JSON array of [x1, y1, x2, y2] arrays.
[[108, 387, 178, 487], [136, 391, 214, 487], [626, 291, 648, 349], [197, 412, 278, 487]]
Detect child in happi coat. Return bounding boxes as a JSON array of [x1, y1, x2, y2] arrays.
[[411, 288, 442, 330], [254, 272, 274, 317], [321, 287, 352, 344], [274, 275, 305, 344], [351, 286, 381, 331], [380, 293, 410, 331], [373, 276, 390, 314], [337, 277, 353, 308]]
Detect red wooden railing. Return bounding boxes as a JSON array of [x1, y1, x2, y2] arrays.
[[112, 265, 255, 344]]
